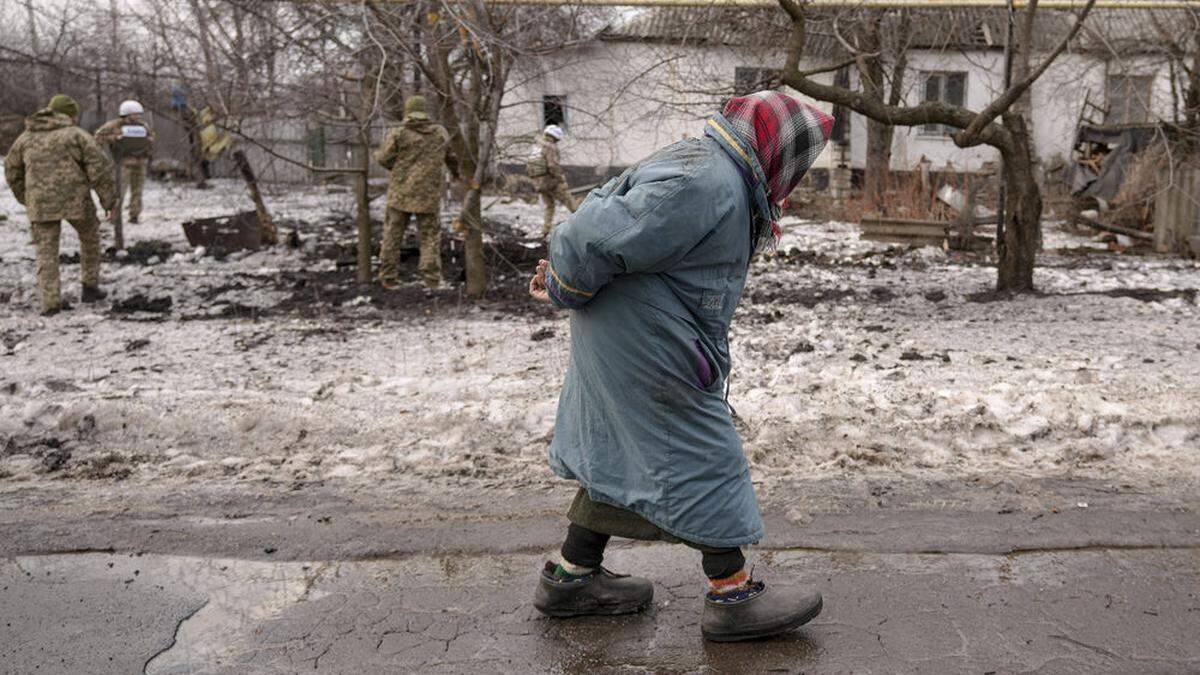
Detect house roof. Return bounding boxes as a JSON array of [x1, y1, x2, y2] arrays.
[[1076, 8, 1200, 55], [598, 7, 1200, 58], [597, 7, 844, 58]]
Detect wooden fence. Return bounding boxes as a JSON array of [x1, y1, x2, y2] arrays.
[[1154, 167, 1200, 255], [209, 119, 391, 184]]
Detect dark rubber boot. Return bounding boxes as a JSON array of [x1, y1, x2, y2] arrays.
[[81, 286, 107, 303], [701, 581, 822, 642], [533, 561, 653, 618]]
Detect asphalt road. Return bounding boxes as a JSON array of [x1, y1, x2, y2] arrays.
[[2, 476, 1198, 674]]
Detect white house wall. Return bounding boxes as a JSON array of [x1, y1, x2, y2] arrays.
[[501, 41, 1180, 179], [499, 42, 839, 176]]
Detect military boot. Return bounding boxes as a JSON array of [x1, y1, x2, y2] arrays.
[[81, 285, 108, 303], [701, 580, 822, 642], [533, 561, 654, 617]]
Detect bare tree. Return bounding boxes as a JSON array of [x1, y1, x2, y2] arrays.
[[366, 0, 597, 297], [1143, 8, 1200, 143], [830, 9, 911, 210], [23, 0, 45, 103], [779, 0, 1096, 292]]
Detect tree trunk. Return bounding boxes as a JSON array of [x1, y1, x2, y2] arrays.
[[855, 10, 905, 212], [461, 187, 486, 297], [24, 0, 45, 104], [233, 150, 277, 245], [356, 69, 376, 285], [355, 153, 372, 285], [995, 115, 1041, 292], [113, 163, 125, 251], [865, 119, 893, 210]]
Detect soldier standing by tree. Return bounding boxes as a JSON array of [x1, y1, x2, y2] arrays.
[[4, 95, 116, 315], [374, 95, 459, 290], [527, 125, 576, 238], [94, 99, 155, 224]]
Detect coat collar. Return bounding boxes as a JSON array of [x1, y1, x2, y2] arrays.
[[704, 114, 774, 226]]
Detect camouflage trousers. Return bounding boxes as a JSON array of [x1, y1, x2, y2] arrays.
[[540, 180, 577, 237], [124, 163, 146, 220], [32, 218, 101, 313], [380, 208, 441, 288]]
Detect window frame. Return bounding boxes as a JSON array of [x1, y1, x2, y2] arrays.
[[919, 71, 968, 137], [733, 66, 777, 97], [542, 94, 567, 130], [1104, 74, 1153, 125]]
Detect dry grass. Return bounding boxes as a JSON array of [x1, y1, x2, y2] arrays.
[[1109, 142, 1170, 231], [835, 171, 995, 223]]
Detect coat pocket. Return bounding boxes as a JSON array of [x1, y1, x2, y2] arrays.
[[692, 339, 718, 391]]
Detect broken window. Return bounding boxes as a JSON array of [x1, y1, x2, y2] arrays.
[[542, 95, 566, 130], [734, 67, 777, 96], [920, 71, 966, 135], [1105, 75, 1153, 125]]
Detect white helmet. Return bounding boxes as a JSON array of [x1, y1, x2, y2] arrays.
[[543, 124, 564, 141], [119, 100, 145, 117]]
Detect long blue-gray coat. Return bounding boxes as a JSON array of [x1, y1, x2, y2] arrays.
[[544, 115, 775, 548]]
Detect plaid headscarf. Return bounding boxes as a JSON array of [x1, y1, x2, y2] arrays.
[[721, 92, 833, 244]]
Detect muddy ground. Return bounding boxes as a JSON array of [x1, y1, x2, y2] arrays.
[[2, 178, 1199, 491], [3, 175, 1199, 672]]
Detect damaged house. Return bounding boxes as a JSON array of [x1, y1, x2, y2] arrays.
[[498, 6, 1194, 204]]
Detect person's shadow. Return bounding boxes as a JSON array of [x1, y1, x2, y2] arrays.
[[539, 605, 824, 674], [702, 629, 824, 672]]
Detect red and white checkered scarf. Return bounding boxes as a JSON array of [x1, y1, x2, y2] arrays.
[[722, 92, 834, 240]]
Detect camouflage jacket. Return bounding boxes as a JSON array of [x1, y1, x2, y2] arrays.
[[95, 117, 156, 166], [526, 136, 566, 183], [4, 110, 116, 222], [374, 119, 458, 214]]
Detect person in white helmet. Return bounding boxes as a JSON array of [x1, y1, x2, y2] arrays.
[[95, 100, 156, 224], [526, 124, 577, 237]]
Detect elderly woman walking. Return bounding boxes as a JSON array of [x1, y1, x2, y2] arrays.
[[528, 91, 833, 641]]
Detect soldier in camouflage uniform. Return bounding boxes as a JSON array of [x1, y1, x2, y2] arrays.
[[374, 95, 460, 290], [527, 125, 576, 237], [94, 99, 155, 223], [4, 95, 117, 315]]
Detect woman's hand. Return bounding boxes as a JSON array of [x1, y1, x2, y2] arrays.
[[529, 259, 552, 304]]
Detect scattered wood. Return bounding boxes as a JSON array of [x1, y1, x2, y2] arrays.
[[859, 215, 993, 251], [1076, 214, 1153, 242], [233, 150, 278, 245]]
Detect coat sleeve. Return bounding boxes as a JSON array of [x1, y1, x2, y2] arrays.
[[4, 135, 26, 205], [77, 130, 117, 211], [544, 162, 731, 310], [373, 130, 399, 171], [93, 120, 118, 147]]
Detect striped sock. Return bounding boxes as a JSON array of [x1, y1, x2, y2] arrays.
[[708, 568, 751, 595], [555, 559, 595, 578]]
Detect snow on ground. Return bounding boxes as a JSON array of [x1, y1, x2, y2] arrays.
[[1, 172, 1198, 494]]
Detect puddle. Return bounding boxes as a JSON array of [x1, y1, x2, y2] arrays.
[[15, 553, 331, 673]]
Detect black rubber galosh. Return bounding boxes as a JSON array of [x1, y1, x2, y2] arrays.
[[532, 562, 654, 618], [702, 595, 823, 642]]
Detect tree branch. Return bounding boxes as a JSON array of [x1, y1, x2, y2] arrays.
[[798, 54, 874, 80], [778, 0, 1011, 152], [958, 0, 1096, 143]]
